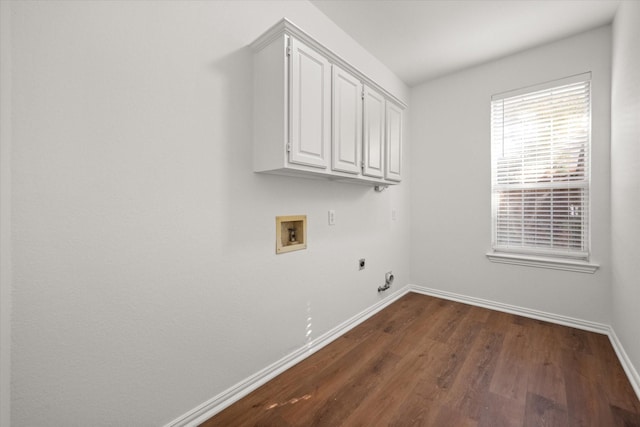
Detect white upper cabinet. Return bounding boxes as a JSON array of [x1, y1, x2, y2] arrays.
[[251, 19, 405, 186], [385, 101, 403, 182], [332, 65, 362, 175], [289, 37, 331, 169], [362, 86, 385, 179]]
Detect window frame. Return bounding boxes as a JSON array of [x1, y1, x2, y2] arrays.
[[486, 73, 599, 273]]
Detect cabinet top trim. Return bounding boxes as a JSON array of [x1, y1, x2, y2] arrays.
[[249, 18, 408, 109]]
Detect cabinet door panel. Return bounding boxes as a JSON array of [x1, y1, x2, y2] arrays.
[[289, 38, 331, 169], [362, 86, 385, 178], [385, 101, 402, 182], [332, 65, 362, 174]]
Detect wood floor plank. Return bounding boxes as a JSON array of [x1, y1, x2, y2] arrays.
[[386, 342, 460, 425], [293, 351, 403, 426], [428, 299, 472, 344], [556, 325, 594, 356], [523, 392, 569, 427], [527, 319, 563, 365], [431, 308, 484, 391], [339, 338, 441, 426], [528, 359, 567, 408], [386, 381, 441, 426], [271, 334, 396, 423], [388, 299, 448, 356], [562, 348, 617, 427], [200, 293, 640, 427], [342, 292, 429, 342], [202, 328, 395, 426], [478, 392, 526, 427], [432, 404, 478, 427], [610, 404, 640, 426], [445, 327, 504, 420], [483, 309, 518, 332], [587, 332, 640, 414], [489, 323, 531, 402]]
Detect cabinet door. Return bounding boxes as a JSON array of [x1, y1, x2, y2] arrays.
[[288, 37, 331, 169], [332, 65, 362, 174], [385, 101, 402, 182], [362, 86, 385, 178]]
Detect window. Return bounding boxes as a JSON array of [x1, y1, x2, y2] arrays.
[[489, 73, 595, 271]]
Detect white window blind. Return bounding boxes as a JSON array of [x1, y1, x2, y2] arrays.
[[491, 74, 591, 260]]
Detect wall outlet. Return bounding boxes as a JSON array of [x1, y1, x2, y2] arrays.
[[328, 209, 336, 225]]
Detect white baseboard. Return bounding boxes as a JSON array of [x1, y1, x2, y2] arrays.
[[409, 284, 610, 334], [164, 285, 411, 427], [409, 284, 640, 401], [166, 284, 640, 426]]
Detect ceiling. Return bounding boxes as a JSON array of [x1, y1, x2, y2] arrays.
[[310, 0, 620, 87]]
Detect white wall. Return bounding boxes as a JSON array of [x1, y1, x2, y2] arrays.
[[611, 0, 640, 387], [0, 1, 12, 425], [5, 1, 410, 425], [409, 26, 612, 324]]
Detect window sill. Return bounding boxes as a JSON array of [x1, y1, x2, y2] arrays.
[[486, 252, 599, 274]]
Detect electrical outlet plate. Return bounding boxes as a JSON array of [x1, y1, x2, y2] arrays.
[[328, 210, 336, 225]]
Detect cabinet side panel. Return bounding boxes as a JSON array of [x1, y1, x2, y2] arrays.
[[254, 36, 287, 172]]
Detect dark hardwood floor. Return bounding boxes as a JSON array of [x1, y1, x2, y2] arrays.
[[201, 293, 640, 426]]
